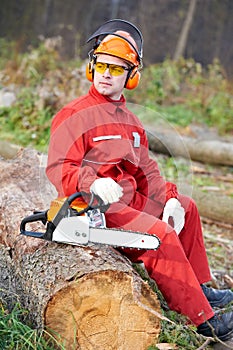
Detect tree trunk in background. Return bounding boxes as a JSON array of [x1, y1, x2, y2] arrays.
[[147, 128, 233, 224], [0, 149, 161, 350], [173, 0, 197, 60], [192, 188, 233, 225], [146, 128, 233, 166]]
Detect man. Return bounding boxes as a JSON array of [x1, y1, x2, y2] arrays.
[[46, 19, 233, 341]]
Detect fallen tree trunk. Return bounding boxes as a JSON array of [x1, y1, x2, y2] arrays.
[[146, 128, 233, 166], [0, 149, 161, 350], [192, 187, 233, 225]]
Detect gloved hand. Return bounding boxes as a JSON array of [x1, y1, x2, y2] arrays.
[[90, 178, 123, 205], [162, 198, 185, 234]]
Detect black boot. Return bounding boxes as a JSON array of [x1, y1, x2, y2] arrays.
[[201, 284, 233, 308], [197, 311, 233, 341]]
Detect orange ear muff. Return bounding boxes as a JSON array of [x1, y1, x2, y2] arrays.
[[86, 60, 94, 82], [125, 67, 140, 90]]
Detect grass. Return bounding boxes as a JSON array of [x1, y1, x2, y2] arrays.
[[0, 302, 65, 350]]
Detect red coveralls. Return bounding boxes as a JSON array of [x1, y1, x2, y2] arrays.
[[46, 85, 214, 326]]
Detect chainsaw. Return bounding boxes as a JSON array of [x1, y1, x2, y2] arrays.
[[20, 192, 160, 250]]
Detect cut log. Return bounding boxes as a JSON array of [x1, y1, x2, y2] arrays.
[[146, 128, 233, 166], [45, 268, 161, 349], [0, 148, 161, 349]]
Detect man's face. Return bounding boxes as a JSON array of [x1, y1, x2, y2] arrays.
[[93, 54, 130, 100]]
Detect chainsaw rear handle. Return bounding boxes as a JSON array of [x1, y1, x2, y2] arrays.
[[20, 210, 48, 238]]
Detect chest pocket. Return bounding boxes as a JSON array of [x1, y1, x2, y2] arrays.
[[84, 132, 141, 168], [84, 134, 124, 165]]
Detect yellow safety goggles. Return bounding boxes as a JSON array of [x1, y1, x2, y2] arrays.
[[95, 62, 131, 76]]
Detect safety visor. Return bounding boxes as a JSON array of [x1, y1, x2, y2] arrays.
[[86, 19, 143, 65]]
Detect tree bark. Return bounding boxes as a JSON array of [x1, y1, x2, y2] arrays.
[[0, 148, 161, 350]]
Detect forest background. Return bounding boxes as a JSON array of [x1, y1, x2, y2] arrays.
[[1, 0, 233, 78]]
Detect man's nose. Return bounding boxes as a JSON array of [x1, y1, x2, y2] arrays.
[[103, 68, 111, 77]]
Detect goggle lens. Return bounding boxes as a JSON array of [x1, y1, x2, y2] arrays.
[[95, 62, 129, 76]]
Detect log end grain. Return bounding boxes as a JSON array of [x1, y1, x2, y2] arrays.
[[44, 270, 161, 350]]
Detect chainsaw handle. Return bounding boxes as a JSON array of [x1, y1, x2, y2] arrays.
[[67, 192, 94, 207], [67, 192, 107, 214], [20, 211, 48, 238]]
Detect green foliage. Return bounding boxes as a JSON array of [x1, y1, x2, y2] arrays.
[[126, 58, 233, 134], [156, 318, 202, 350], [0, 88, 53, 151], [204, 91, 233, 133], [0, 38, 64, 87], [0, 38, 85, 152], [0, 302, 64, 350]]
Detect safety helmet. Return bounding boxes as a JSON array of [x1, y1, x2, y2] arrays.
[[94, 30, 139, 67], [86, 19, 143, 90]]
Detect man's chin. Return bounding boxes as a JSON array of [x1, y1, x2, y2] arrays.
[[97, 86, 112, 96]]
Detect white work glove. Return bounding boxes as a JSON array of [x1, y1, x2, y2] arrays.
[[162, 198, 185, 235], [90, 178, 123, 205]]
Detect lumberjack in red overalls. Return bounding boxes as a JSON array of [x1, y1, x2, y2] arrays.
[[46, 19, 233, 341]]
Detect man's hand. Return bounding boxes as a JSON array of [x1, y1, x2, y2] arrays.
[[162, 198, 185, 234], [90, 178, 123, 205]]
